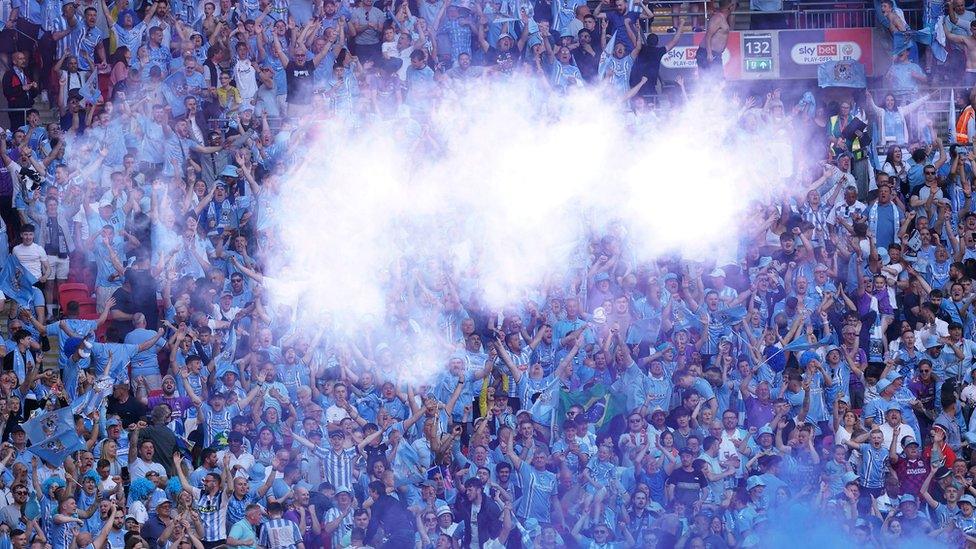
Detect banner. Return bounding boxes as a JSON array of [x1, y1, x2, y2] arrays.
[[558, 383, 625, 429], [818, 60, 868, 88], [23, 407, 75, 445], [779, 28, 875, 78], [27, 425, 85, 465], [658, 27, 880, 82], [0, 256, 37, 309]]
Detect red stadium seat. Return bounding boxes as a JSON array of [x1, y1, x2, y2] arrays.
[[76, 299, 98, 317], [58, 283, 93, 312]]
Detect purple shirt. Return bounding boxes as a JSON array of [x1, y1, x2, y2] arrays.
[[148, 394, 194, 422], [908, 376, 936, 411], [745, 396, 775, 429], [282, 508, 315, 547]]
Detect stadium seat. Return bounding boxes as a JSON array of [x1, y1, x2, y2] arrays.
[[58, 283, 93, 311], [76, 299, 98, 318]]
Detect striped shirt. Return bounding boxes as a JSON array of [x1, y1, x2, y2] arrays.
[[51, 515, 80, 549], [190, 488, 229, 541], [323, 506, 354, 548], [498, 347, 531, 397], [314, 446, 358, 490], [858, 443, 889, 489], [258, 517, 303, 549], [49, 15, 80, 59]]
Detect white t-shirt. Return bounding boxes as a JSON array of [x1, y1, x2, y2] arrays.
[[12, 242, 47, 278], [325, 404, 350, 424], [129, 457, 166, 480], [216, 449, 256, 479], [879, 422, 913, 455], [234, 60, 258, 102]]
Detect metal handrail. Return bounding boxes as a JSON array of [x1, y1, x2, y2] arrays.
[[640, 1, 923, 30]]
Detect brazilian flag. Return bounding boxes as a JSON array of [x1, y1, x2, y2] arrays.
[[558, 383, 625, 429]]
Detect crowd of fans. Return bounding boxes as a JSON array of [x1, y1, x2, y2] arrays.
[[0, 0, 974, 547]]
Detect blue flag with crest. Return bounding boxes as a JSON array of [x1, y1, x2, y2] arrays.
[[22, 406, 75, 445], [27, 424, 85, 465], [0, 255, 37, 308], [817, 60, 867, 89]]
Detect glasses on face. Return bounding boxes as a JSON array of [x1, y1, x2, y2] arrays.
[[925, 171, 936, 175], [920, 369, 931, 373]]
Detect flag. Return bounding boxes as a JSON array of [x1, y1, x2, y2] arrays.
[[392, 440, 424, 485], [27, 425, 85, 465], [598, 31, 616, 80], [529, 380, 559, 426], [671, 300, 704, 333], [932, 15, 949, 63], [491, 15, 518, 24], [950, 87, 958, 137], [818, 60, 867, 89], [22, 406, 75, 445], [70, 375, 113, 416], [0, 256, 37, 308], [711, 306, 748, 328], [782, 333, 837, 353], [558, 383, 624, 429], [79, 74, 102, 105]]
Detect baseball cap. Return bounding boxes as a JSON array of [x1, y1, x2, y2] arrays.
[[745, 476, 766, 490]]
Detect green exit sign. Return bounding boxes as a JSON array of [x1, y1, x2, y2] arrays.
[[745, 58, 773, 72]]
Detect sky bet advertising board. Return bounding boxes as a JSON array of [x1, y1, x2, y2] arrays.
[[659, 27, 881, 81]]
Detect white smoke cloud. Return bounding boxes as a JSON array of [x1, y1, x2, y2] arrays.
[[265, 77, 797, 381]]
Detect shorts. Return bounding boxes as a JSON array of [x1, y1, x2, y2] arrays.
[[46, 255, 69, 279], [695, 46, 723, 76]]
